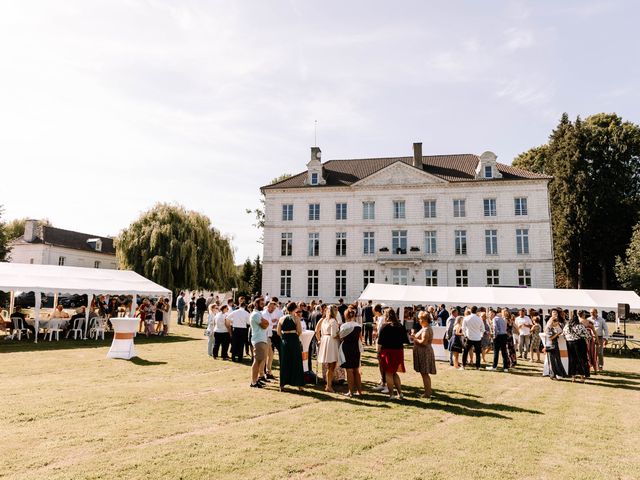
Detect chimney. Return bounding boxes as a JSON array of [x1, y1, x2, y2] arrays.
[[24, 219, 38, 243], [413, 142, 423, 169]]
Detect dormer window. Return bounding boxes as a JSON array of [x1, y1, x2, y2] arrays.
[[306, 146, 325, 186], [475, 151, 502, 180], [87, 238, 102, 252]]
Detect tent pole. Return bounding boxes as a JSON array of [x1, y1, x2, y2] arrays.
[[34, 291, 41, 344], [84, 294, 93, 340], [53, 292, 58, 309], [167, 293, 173, 335], [9, 290, 14, 315], [130, 294, 137, 318]]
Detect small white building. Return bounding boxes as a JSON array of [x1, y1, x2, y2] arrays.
[[260, 143, 555, 303], [9, 220, 118, 269]]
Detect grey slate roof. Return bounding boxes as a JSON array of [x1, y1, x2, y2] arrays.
[[262, 154, 551, 191], [14, 226, 116, 255]]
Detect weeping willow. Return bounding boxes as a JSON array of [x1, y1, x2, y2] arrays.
[[116, 203, 236, 293]]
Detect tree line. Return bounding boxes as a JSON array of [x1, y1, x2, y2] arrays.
[[513, 112, 640, 290]]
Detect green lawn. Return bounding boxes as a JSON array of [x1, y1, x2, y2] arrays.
[[1, 322, 639, 480]]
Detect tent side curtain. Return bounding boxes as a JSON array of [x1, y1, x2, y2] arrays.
[[0, 263, 171, 297], [358, 283, 640, 312]]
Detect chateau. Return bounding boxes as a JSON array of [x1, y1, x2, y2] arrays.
[[261, 143, 554, 302]]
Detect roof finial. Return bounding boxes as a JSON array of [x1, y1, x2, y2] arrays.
[[314, 120, 318, 147]]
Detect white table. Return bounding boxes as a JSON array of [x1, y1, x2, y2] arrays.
[[107, 317, 138, 359]]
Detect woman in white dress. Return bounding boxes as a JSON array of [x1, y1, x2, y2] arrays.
[[315, 305, 340, 393]]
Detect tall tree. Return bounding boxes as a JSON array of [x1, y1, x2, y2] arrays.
[[0, 207, 10, 261], [615, 221, 640, 293], [512, 144, 549, 174], [514, 112, 640, 289], [249, 255, 262, 294], [116, 203, 236, 293]]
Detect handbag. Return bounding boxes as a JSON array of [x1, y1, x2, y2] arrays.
[[442, 333, 449, 350]]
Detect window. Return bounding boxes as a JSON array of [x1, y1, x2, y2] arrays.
[[455, 269, 469, 287], [336, 203, 347, 220], [282, 204, 293, 221], [281, 233, 292, 256], [485, 229, 498, 255], [307, 270, 319, 297], [336, 232, 347, 256], [335, 270, 347, 297], [486, 269, 499, 286], [392, 230, 407, 255], [453, 199, 466, 217], [363, 201, 375, 220], [363, 232, 375, 255], [483, 198, 496, 217], [424, 231, 437, 254], [308, 233, 319, 257], [280, 269, 292, 297], [393, 200, 406, 219], [516, 228, 530, 254], [484, 165, 493, 178], [308, 203, 320, 221], [425, 269, 438, 286], [391, 268, 409, 285], [455, 230, 467, 255], [94, 261, 101, 269], [518, 268, 532, 287], [424, 200, 436, 218], [515, 197, 528, 216], [58, 256, 65, 266], [311, 172, 318, 185], [363, 270, 375, 289]]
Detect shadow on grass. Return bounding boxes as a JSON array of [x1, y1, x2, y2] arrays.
[[283, 381, 535, 418], [597, 370, 640, 381], [129, 357, 168, 366], [0, 333, 199, 353]]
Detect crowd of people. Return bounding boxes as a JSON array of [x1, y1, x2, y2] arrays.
[[196, 293, 612, 396]]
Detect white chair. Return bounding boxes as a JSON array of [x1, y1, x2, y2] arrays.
[[66, 317, 85, 340], [9, 316, 31, 341], [89, 317, 106, 340], [45, 319, 63, 341]]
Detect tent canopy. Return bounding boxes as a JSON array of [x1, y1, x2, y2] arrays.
[[0, 263, 171, 297], [358, 283, 640, 312]]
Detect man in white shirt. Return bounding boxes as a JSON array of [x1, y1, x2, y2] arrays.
[[226, 302, 250, 362], [590, 308, 609, 370], [270, 297, 284, 355], [515, 309, 533, 360], [462, 306, 485, 369], [262, 301, 279, 379]]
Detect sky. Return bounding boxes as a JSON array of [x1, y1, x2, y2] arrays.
[[1, 0, 639, 264]]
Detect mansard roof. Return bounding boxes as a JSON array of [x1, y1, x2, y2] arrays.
[[262, 154, 551, 191]]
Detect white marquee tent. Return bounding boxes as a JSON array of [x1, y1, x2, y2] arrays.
[[358, 283, 640, 312], [0, 263, 172, 342]]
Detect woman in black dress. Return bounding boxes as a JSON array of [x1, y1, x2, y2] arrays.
[[544, 309, 566, 380], [563, 311, 591, 382], [339, 307, 363, 397], [276, 302, 305, 391]]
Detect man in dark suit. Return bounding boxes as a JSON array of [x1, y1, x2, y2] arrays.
[[195, 294, 207, 327], [362, 300, 374, 346]]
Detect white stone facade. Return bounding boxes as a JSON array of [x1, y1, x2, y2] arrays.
[[261, 153, 554, 303], [10, 243, 118, 269]]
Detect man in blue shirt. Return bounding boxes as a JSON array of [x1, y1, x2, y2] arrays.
[[176, 292, 186, 325], [249, 298, 270, 388], [487, 308, 509, 372]]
